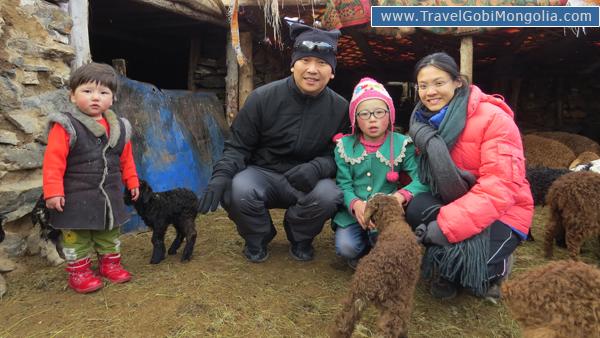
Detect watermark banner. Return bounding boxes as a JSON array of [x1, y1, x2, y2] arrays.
[[371, 6, 600, 27]]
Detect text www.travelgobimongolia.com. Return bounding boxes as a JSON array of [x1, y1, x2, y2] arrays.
[[371, 6, 600, 27]]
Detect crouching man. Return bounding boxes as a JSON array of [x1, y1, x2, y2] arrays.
[[198, 23, 350, 263]]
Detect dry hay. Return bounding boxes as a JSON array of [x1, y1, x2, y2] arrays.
[[1, 207, 597, 337]]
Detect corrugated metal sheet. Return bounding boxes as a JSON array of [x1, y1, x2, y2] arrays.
[[113, 76, 229, 233]]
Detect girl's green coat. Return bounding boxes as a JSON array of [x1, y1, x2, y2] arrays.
[[332, 132, 430, 228]]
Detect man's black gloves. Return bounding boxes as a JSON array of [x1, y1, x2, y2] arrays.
[[197, 176, 232, 214], [284, 157, 335, 194], [414, 221, 450, 246]]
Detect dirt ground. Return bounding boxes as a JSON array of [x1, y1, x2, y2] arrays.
[[0, 206, 598, 338]]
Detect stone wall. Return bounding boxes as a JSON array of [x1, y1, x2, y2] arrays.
[[0, 0, 73, 226]]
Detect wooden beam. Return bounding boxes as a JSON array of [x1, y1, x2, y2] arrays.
[[460, 36, 473, 83], [68, 0, 91, 70], [131, 0, 228, 27], [225, 31, 239, 124], [221, 0, 327, 6], [347, 28, 385, 78], [112, 59, 127, 77], [556, 76, 564, 127], [188, 35, 202, 91], [238, 31, 254, 110]]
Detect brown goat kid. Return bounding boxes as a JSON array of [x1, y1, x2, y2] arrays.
[[332, 193, 422, 338], [543, 170, 600, 261], [501, 260, 600, 338]]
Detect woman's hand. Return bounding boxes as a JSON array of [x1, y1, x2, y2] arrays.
[[46, 196, 65, 212], [352, 200, 376, 230]]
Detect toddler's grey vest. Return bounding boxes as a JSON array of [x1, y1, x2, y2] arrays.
[[47, 109, 130, 230]]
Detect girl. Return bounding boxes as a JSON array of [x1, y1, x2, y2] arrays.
[[332, 77, 430, 269], [406, 53, 533, 299]]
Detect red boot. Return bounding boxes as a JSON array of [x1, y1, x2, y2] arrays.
[[97, 253, 131, 283], [66, 256, 103, 293]]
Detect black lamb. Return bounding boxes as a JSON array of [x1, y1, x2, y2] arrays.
[[526, 167, 571, 206], [124, 179, 199, 264], [0, 214, 5, 243], [31, 194, 64, 255]]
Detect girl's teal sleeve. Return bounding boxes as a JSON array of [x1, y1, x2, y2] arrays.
[[400, 143, 430, 196], [335, 144, 359, 214]]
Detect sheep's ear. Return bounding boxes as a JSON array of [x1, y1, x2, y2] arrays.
[[142, 191, 152, 204]]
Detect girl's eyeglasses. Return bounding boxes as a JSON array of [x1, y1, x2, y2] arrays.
[[356, 108, 389, 120], [294, 41, 337, 55], [414, 78, 452, 91]]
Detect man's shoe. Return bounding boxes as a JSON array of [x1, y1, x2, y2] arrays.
[[347, 258, 359, 270], [242, 246, 269, 263], [289, 242, 314, 262], [430, 276, 458, 300]]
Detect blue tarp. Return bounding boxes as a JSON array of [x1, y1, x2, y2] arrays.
[[113, 77, 229, 233]]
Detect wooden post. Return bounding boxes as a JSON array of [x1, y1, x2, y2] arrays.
[[112, 59, 127, 77], [68, 0, 91, 71], [188, 36, 202, 91], [238, 31, 253, 110], [225, 32, 239, 125], [509, 78, 522, 117], [460, 36, 473, 83], [556, 76, 564, 127]]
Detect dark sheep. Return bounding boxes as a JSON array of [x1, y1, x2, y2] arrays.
[[0, 214, 5, 243], [526, 167, 571, 207], [124, 179, 199, 264], [31, 194, 63, 256], [332, 193, 421, 338]]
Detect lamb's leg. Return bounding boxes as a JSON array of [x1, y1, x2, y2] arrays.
[[150, 226, 167, 264], [332, 289, 366, 338], [544, 218, 561, 259], [180, 219, 197, 263], [376, 297, 410, 338], [565, 227, 585, 262], [168, 226, 185, 255]]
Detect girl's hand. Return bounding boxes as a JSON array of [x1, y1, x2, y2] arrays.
[[393, 191, 407, 206], [130, 187, 140, 201], [46, 196, 65, 212], [352, 200, 376, 230]]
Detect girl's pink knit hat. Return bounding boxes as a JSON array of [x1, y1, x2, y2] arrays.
[[349, 77, 399, 182]]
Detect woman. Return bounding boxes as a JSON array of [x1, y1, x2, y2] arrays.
[[406, 53, 533, 299]]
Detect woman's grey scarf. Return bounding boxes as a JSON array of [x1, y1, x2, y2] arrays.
[[409, 87, 491, 295], [409, 87, 477, 204]]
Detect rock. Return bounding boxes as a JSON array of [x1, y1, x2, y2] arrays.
[[0, 254, 17, 272], [0, 130, 19, 145], [0, 143, 45, 171], [0, 232, 26, 258], [0, 77, 23, 113], [0, 179, 43, 221], [21, 89, 70, 116], [5, 114, 39, 134], [22, 71, 39, 85]]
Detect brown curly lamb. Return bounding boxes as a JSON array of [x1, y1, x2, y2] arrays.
[[332, 193, 422, 338], [501, 260, 600, 338], [543, 170, 600, 261], [535, 131, 600, 158], [522, 134, 576, 169]]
